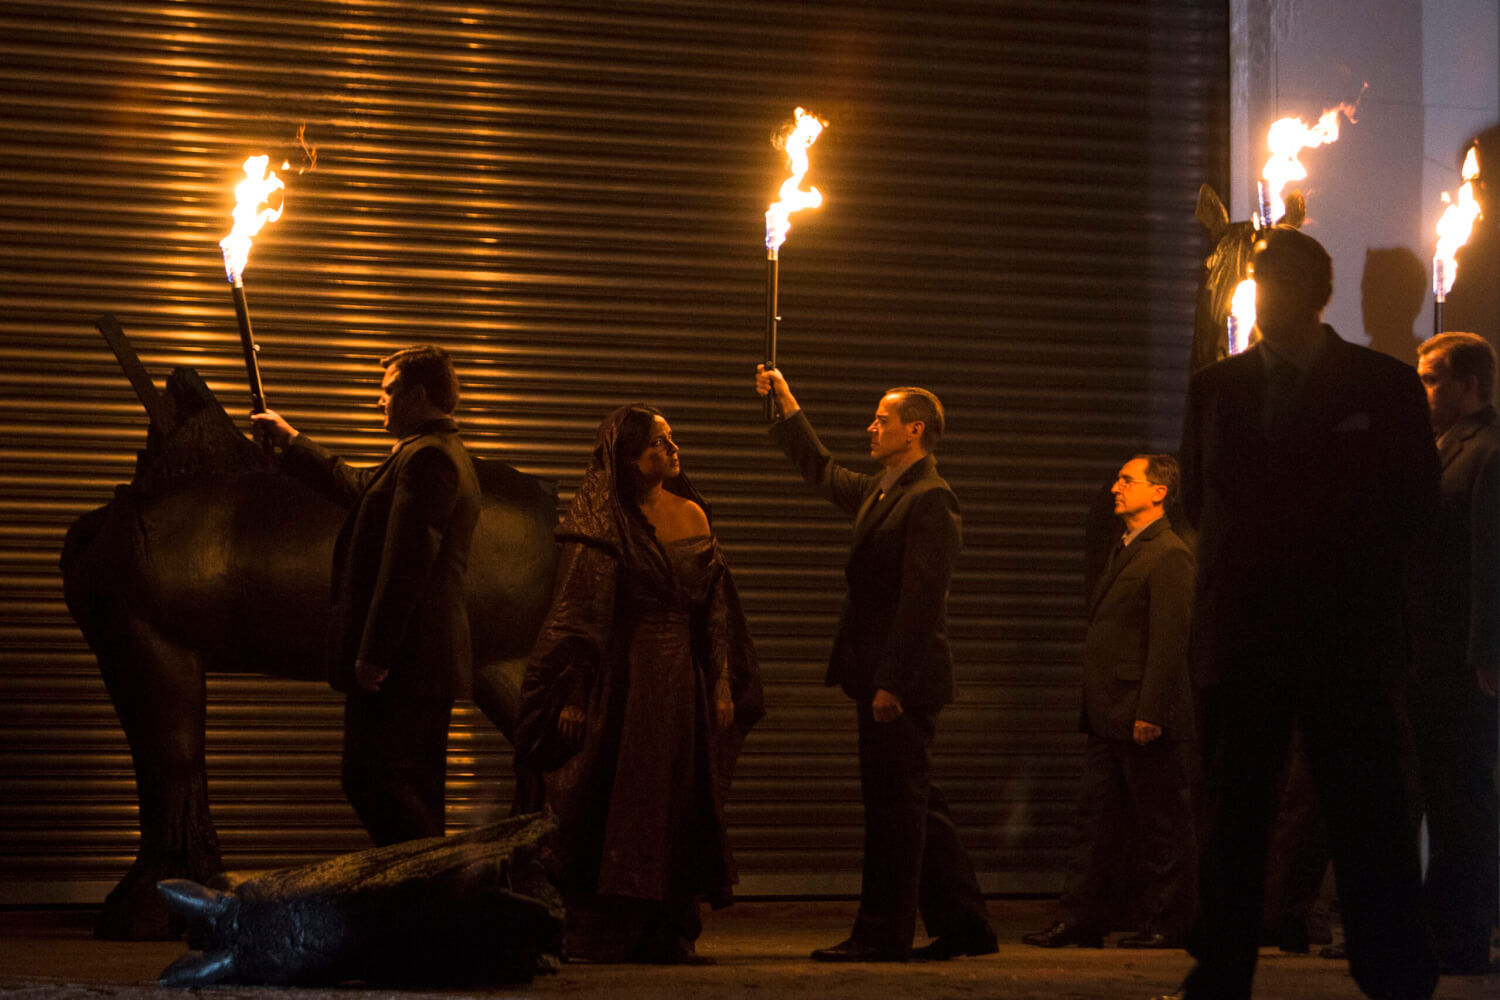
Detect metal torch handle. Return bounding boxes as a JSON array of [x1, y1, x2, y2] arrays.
[[764, 249, 780, 421], [230, 278, 272, 453]]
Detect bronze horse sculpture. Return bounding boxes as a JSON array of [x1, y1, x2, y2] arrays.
[[61, 317, 558, 940], [1191, 183, 1306, 372]]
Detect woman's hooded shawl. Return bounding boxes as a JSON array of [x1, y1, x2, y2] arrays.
[[512, 405, 764, 787]]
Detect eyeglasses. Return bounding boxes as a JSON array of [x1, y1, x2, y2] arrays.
[[1114, 476, 1161, 488]]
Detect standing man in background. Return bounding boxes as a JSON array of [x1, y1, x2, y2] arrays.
[[254, 345, 481, 846], [755, 365, 995, 963], [1410, 331, 1500, 975], [1025, 453, 1196, 951]]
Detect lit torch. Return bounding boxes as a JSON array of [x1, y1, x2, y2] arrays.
[[1226, 278, 1257, 355], [219, 155, 285, 446], [764, 107, 826, 420], [1433, 145, 1481, 337], [1255, 102, 1356, 229]]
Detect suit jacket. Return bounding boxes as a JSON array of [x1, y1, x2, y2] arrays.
[[1179, 327, 1439, 682], [283, 417, 481, 700], [1081, 516, 1196, 742], [1408, 406, 1500, 683], [770, 410, 961, 709]]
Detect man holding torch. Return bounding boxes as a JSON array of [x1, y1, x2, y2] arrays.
[[754, 365, 995, 963], [252, 345, 480, 846]]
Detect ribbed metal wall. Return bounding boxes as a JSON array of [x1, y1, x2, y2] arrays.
[[0, 0, 1226, 903]]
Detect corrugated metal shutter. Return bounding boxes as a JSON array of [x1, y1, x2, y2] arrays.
[[0, 0, 1226, 903]]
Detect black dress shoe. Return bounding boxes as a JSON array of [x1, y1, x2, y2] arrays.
[[1118, 930, 1184, 949], [912, 929, 999, 961], [1021, 921, 1104, 948], [809, 938, 907, 962]]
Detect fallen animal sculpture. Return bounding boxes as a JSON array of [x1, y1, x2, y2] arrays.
[[157, 812, 563, 987]]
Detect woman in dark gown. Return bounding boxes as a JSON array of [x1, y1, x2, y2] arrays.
[[513, 404, 763, 963]]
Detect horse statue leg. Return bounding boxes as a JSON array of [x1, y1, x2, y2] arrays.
[[93, 612, 222, 940]]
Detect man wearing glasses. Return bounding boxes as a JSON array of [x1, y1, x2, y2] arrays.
[[1025, 454, 1197, 951]]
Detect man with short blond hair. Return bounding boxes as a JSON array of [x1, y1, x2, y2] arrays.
[[1410, 331, 1500, 974]]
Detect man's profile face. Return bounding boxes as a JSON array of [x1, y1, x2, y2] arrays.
[[378, 364, 422, 437], [1112, 458, 1165, 521], [867, 392, 921, 468], [1417, 351, 1469, 434]]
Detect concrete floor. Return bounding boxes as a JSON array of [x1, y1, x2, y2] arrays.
[[0, 900, 1494, 999]]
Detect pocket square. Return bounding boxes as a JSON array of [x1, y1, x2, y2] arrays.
[[1334, 412, 1370, 432]]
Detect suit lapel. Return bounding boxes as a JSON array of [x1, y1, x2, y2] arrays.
[[1439, 426, 1469, 472], [852, 455, 933, 549], [1088, 518, 1164, 618], [852, 479, 902, 549], [1438, 410, 1493, 472]]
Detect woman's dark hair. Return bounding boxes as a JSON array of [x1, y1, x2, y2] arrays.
[[612, 404, 664, 508]]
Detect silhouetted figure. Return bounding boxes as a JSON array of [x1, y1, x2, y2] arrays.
[[1164, 229, 1440, 1000]]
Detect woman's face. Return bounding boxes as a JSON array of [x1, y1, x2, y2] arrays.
[[633, 415, 680, 485]]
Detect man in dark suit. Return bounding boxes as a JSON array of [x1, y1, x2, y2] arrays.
[[755, 366, 995, 963], [1410, 331, 1500, 975], [1160, 228, 1440, 1000], [1025, 453, 1196, 951], [254, 345, 481, 846]]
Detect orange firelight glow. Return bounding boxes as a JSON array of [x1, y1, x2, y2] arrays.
[[765, 108, 827, 252], [1228, 279, 1257, 354], [1434, 145, 1482, 297], [219, 155, 285, 283], [1260, 104, 1356, 223]]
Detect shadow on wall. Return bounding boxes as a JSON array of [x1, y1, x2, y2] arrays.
[[1361, 247, 1426, 367]]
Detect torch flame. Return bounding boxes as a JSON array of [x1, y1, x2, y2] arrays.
[[1260, 104, 1355, 223], [219, 154, 285, 283], [765, 107, 826, 251], [1228, 279, 1257, 354], [1434, 145, 1482, 297]]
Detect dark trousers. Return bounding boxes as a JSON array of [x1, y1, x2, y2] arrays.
[[341, 691, 453, 846], [1261, 724, 1331, 942], [1059, 734, 1197, 936], [1413, 673, 1499, 970], [1184, 669, 1437, 1000], [849, 702, 992, 955]]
